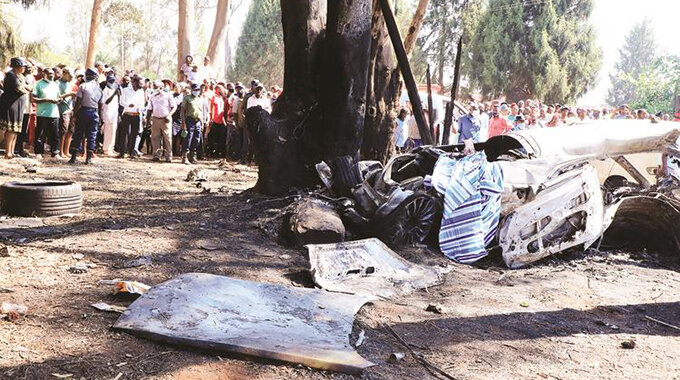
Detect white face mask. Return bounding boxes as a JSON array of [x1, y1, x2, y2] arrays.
[[191, 90, 200, 96]]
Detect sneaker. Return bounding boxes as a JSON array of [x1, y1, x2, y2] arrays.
[[152, 156, 160, 162]]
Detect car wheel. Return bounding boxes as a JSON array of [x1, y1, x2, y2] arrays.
[[1, 181, 82, 217]]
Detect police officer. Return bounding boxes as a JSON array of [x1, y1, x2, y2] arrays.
[[69, 68, 103, 164]]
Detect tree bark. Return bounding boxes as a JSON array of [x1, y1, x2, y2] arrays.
[[206, 0, 231, 74], [247, 0, 374, 195], [403, 0, 429, 56], [85, 0, 106, 68], [178, 0, 195, 81]]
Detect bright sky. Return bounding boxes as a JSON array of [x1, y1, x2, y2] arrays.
[[8, 0, 680, 105]]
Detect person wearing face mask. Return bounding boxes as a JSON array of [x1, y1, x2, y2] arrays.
[[101, 73, 120, 156], [146, 80, 177, 162], [180, 83, 207, 164], [116, 77, 145, 159], [31, 68, 62, 158], [457, 104, 481, 155]]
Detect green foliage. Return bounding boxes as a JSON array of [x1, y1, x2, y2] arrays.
[[104, 1, 144, 42], [417, 0, 483, 86], [231, 0, 283, 86], [470, 0, 601, 103], [628, 56, 680, 114], [607, 19, 657, 106], [0, 12, 18, 67]]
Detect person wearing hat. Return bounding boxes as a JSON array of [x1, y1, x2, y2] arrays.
[[69, 68, 104, 164], [0, 57, 30, 159], [180, 83, 208, 164], [147, 80, 177, 162], [512, 114, 527, 131], [31, 67, 62, 158]]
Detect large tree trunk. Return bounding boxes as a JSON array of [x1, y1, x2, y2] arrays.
[[247, 0, 373, 195], [205, 0, 231, 74], [85, 0, 106, 68], [362, 0, 399, 162], [178, 0, 195, 81], [403, 0, 429, 56]]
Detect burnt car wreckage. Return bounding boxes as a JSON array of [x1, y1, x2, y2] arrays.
[[316, 120, 680, 268]]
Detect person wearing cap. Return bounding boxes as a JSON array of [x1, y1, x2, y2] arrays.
[[116, 76, 145, 159], [146, 80, 177, 162], [31, 67, 62, 158], [180, 83, 208, 164], [57, 68, 77, 158], [69, 68, 104, 164], [0, 57, 30, 159], [101, 73, 120, 156]]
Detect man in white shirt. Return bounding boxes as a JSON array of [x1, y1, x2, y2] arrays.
[[116, 77, 145, 159], [147, 80, 177, 162], [246, 84, 272, 113], [101, 74, 119, 156]]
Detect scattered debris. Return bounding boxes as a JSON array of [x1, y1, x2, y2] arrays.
[[201, 187, 212, 194], [289, 198, 346, 246], [185, 169, 207, 182], [389, 352, 405, 363], [425, 304, 445, 314], [383, 323, 456, 380], [0, 287, 14, 293], [91, 302, 127, 314], [51, 374, 73, 379], [520, 301, 530, 308], [197, 241, 220, 251], [1, 302, 28, 322], [99, 280, 151, 296], [115, 254, 153, 269], [112, 273, 374, 374], [645, 315, 680, 331], [307, 238, 449, 299], [24, 165, 37, 173], [279, 254, 291, 260], [69, 263, 89, 274], [355, 330, 366, 347], [71, 253, 84, 260], [0, 245, 11, 257], [620, 340, 636, 349]]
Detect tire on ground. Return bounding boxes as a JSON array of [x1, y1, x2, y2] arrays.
[[0, 181, 82, 217]]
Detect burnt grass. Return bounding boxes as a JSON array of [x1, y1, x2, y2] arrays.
[[0, 156, 679, 380]]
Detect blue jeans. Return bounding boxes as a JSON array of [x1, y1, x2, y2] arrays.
[[182, 118, 202, 153], [72, 107, 99, 154]]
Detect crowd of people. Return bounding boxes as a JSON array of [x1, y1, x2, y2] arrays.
[[0, 55, 282, 164], [394, 98, 676, 152]]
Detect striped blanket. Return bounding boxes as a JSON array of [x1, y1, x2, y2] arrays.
[[426, 153, 504, 263]]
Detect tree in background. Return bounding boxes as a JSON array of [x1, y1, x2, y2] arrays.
[[606, 19, 657, 107], [417, 0, 482, 86], [103, 0, 143, 70], [231, 0, 284, 86], [470, 0, 601, 103], [627, 55, 680, 114]]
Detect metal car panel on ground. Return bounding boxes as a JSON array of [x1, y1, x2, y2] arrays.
[[113, 273, 374, 374]]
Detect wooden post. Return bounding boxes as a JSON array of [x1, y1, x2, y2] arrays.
[[378, 0, 433, 145], [442, 36, 462, 145], [426, 63, 435, 143]]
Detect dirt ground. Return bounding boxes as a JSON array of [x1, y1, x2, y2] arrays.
[[0, 155, 679, 380]]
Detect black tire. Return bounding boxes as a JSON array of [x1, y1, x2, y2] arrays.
[[375, 192, 442, 247], [0, 181, 82, 217]]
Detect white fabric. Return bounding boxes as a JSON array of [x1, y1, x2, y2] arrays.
[[120, 87, 145, 114]]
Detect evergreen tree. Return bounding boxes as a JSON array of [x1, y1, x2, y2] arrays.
[[470, 0, 601, 103], [231, 0, 284, 87], [606, 19, 657, 106], [417, 0, 483, 86]]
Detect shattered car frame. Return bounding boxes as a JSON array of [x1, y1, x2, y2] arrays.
[[321, 120, 680, 268]]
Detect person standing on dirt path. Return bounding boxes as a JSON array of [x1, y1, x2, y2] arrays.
[[0, 57, 29, 159], [57, 68, 77, 158], [147, 80, 177, 162], [32, 68, 62, 159], [117, 76, 145, 159], [101, 73, 120, 156], [180, 83, 207, 164], [69, 68, 104, 165]]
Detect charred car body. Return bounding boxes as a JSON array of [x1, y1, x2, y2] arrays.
[[319, 120, 680, 268]]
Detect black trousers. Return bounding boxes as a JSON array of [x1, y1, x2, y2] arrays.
[[35, 116, 60, 155], [117, 114, 140, 156], [209, 123, 227, 157], [14, 114, 30, 154]]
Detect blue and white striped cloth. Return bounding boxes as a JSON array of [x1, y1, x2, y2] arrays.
[[426, 153, 504, 263]]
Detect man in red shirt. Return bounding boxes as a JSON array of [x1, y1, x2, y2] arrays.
[[487, 104, 511, 139], [205, 85, 227, 158]]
